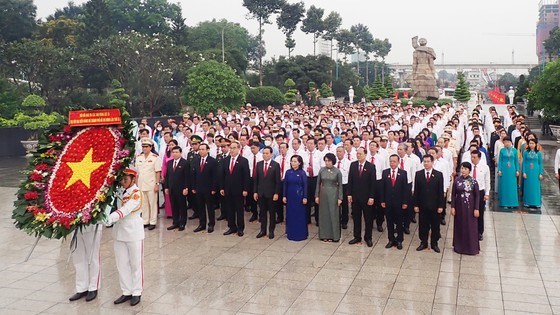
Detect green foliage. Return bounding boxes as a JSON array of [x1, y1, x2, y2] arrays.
[[515, 74, 528, 103], [528, 60, 560, 117], [105, 0, 182, 36], [363, 77, 387, 101], [319, 83, 333, 98], [13, 94, 61, 137], [22, 94, 46, 109], [246, 86, 286, 107], [37, 18, 81, 47], [301, 5, 325, 55], [79, 0, 114, 46], [544, 27, 560, 60], [0, 0, 36, 43], [384, 76, 394, 98], [454, 72, 471, 102], [0, 79, 24, 120], [497, 72, 517, 90], [276, 2, 305, 56], [283, 78, 297, 102], [263, 55, 336, 94], [184, 60, 245, 115]]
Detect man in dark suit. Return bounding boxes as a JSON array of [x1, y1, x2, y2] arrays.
[[220, 141, 250, 237], [347, 147, 376, 247], [164, 146, 190, 231], [186, 135, 202, 220], [191, 143, 218, 234], [380, 154, 410, 250], [215, 139, 230, 221], [253, 146, 281, 239], [413, 154, 445, 253]]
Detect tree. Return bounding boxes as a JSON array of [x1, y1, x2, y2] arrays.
[[0, 0, 37, 43], [335, 29, 356, 62], [454, 71, 471, 102], [276, 2, 305, 58], [384, 75, 394, 98], [79, 0, 114, 46], [300, 5, 324, 56], [283, 78, 298, 102], [243, 0, 286, 86], [184, 60, 245, 115], [170, 6, 188, 46], [544, 27, 560, 60], [188, 19, 253, 56], [515, 74, 528, 103], [47, 1, 84, 20], [0, 79, 24, 120], [14, 95, 61, 140], [321, 11, 342, 59], [104, 0, 182, 36], [246, 86, 285, 107], [350, 24, 374, 84], [319, 83, 333, 98], [37, 17, 81, 47], [528, 60, 560, 117], [497, 72, 517, 90]]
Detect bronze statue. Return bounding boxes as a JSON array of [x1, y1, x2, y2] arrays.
[[412, 36, 439, 99]]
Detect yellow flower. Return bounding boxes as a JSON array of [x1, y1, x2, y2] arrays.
[[96, 193, 106, 202], [34, 212, 49, 222]]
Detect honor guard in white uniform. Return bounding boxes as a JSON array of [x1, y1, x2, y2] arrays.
[[105, 168, 145, 306], [135, 138, 162, 230], [68, 224, 102, 302]]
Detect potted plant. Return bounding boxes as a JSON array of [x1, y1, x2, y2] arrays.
[[15, 95, 60, 155], [319, 83, 334, 106]]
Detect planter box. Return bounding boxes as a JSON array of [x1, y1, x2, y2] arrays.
[[550, 125, 560, 143], [0, 127, 32, 157]]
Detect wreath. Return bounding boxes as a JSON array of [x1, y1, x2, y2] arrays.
[[12, 107, 135, 239]]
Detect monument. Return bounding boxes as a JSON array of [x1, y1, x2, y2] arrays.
[[411, 36, 439, 99]]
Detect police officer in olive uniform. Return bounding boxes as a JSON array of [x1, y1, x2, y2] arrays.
[[186, 135, 202, 220]]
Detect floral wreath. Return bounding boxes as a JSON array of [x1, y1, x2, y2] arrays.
[[12, 107, 135, 239]]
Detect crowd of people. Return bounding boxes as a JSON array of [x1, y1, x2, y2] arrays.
[[70, 99, 558, 306]]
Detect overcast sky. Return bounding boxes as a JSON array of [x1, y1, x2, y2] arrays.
[[36, 0, 540, 65]]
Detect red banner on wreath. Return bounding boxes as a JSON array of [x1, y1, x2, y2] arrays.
[[69, 109, 122, 127]]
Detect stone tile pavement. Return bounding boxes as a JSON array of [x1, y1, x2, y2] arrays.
[[1, 184, 560, 314]]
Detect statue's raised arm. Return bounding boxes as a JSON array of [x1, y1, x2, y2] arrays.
[[412, 36, 419, 49]]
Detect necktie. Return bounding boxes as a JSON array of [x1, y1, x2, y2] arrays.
[[359, 164, 363, 176], [371, 156, 375, 164], [230, 158, 235, 174], [426, 171, 430, 183], [264, 162, 268, 177], [473, 165, 477, 179], [391, 170, 396, 186], [328, 145, 331, 151], [194, 125, 197, 133], [309, 152, 314, 177], [200, 158, 205, 172], [400, 158, 404, 170], [347, 153, 351, 160], [173, 160, 177, 171], [337, 160, 341, 169], [252, 154, 257, 178], [281, 156, 285, 180]]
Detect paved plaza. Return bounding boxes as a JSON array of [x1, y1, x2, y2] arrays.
[[0, 144, 559, 315]]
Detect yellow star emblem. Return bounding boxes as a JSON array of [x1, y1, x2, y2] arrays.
[[64, 148, 106, 189]]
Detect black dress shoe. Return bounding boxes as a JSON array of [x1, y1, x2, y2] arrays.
[[441, 218, 446, 225], [237, 231, 244, 237], [341, 223, 348, 230], [385, 241, 394, 249], [431, 244, 441, 253], [69, 291, 87, 301], [366, 240, 373, 247], [269, 232, 274, 239], [348, 238, 361, 245], [178, 226, 185, 231], [404, 228, 410, 235], [256, 231, 266, 238], [397, 243, 403, 250], [130, 295, 141, 306], [249, 214, 258, 222], [193, 226, 205, 233], [167, 225, 178, 231], [223, 229, 236, 235], [411, 217, 417, 223], [207, 226, 214, 233], [377, 225, 384, 232], [478, 234, 483, 241], [143, 224, 149, 229], [114, 295, 132, 304], [188, 214, 199, 220], [416, 243, 428, 251], [217, 215, 226, 221], [85, 290, 97, 302], [148, 225, 156, 230]]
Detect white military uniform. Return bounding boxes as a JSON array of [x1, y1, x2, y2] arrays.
[[135, 152, 162, 225], [72, 224, 102, 293], [108, 184, 144, 297]]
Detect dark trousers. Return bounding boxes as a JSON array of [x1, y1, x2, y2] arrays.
[[373, 180, 385, 226], [258, 195, 276, 234], [340, 184, 349, 225], [557, 169, 560, 192], [306, 176, 318, 224], [197, 192, 216, 228], [169, 190, 187, 227], [352, 200, 374, 241], [246, 178, 258, 215], [225, 194, 245, 232], [478, 189, 486, 236], [419, 208, 441, 245], [386, 206, 404, 243], [276, 182, 284, 222]]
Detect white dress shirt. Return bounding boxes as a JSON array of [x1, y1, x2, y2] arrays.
[[247, 152, 263, 178], [434, 158, 451, 192], [274, 154, 290, 181], [336, 158, 351, 185], [367, 152, 388, 180], [304, 150, 322, 177], [471, 161, 490, 195], [555, 149, 560, 174]]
